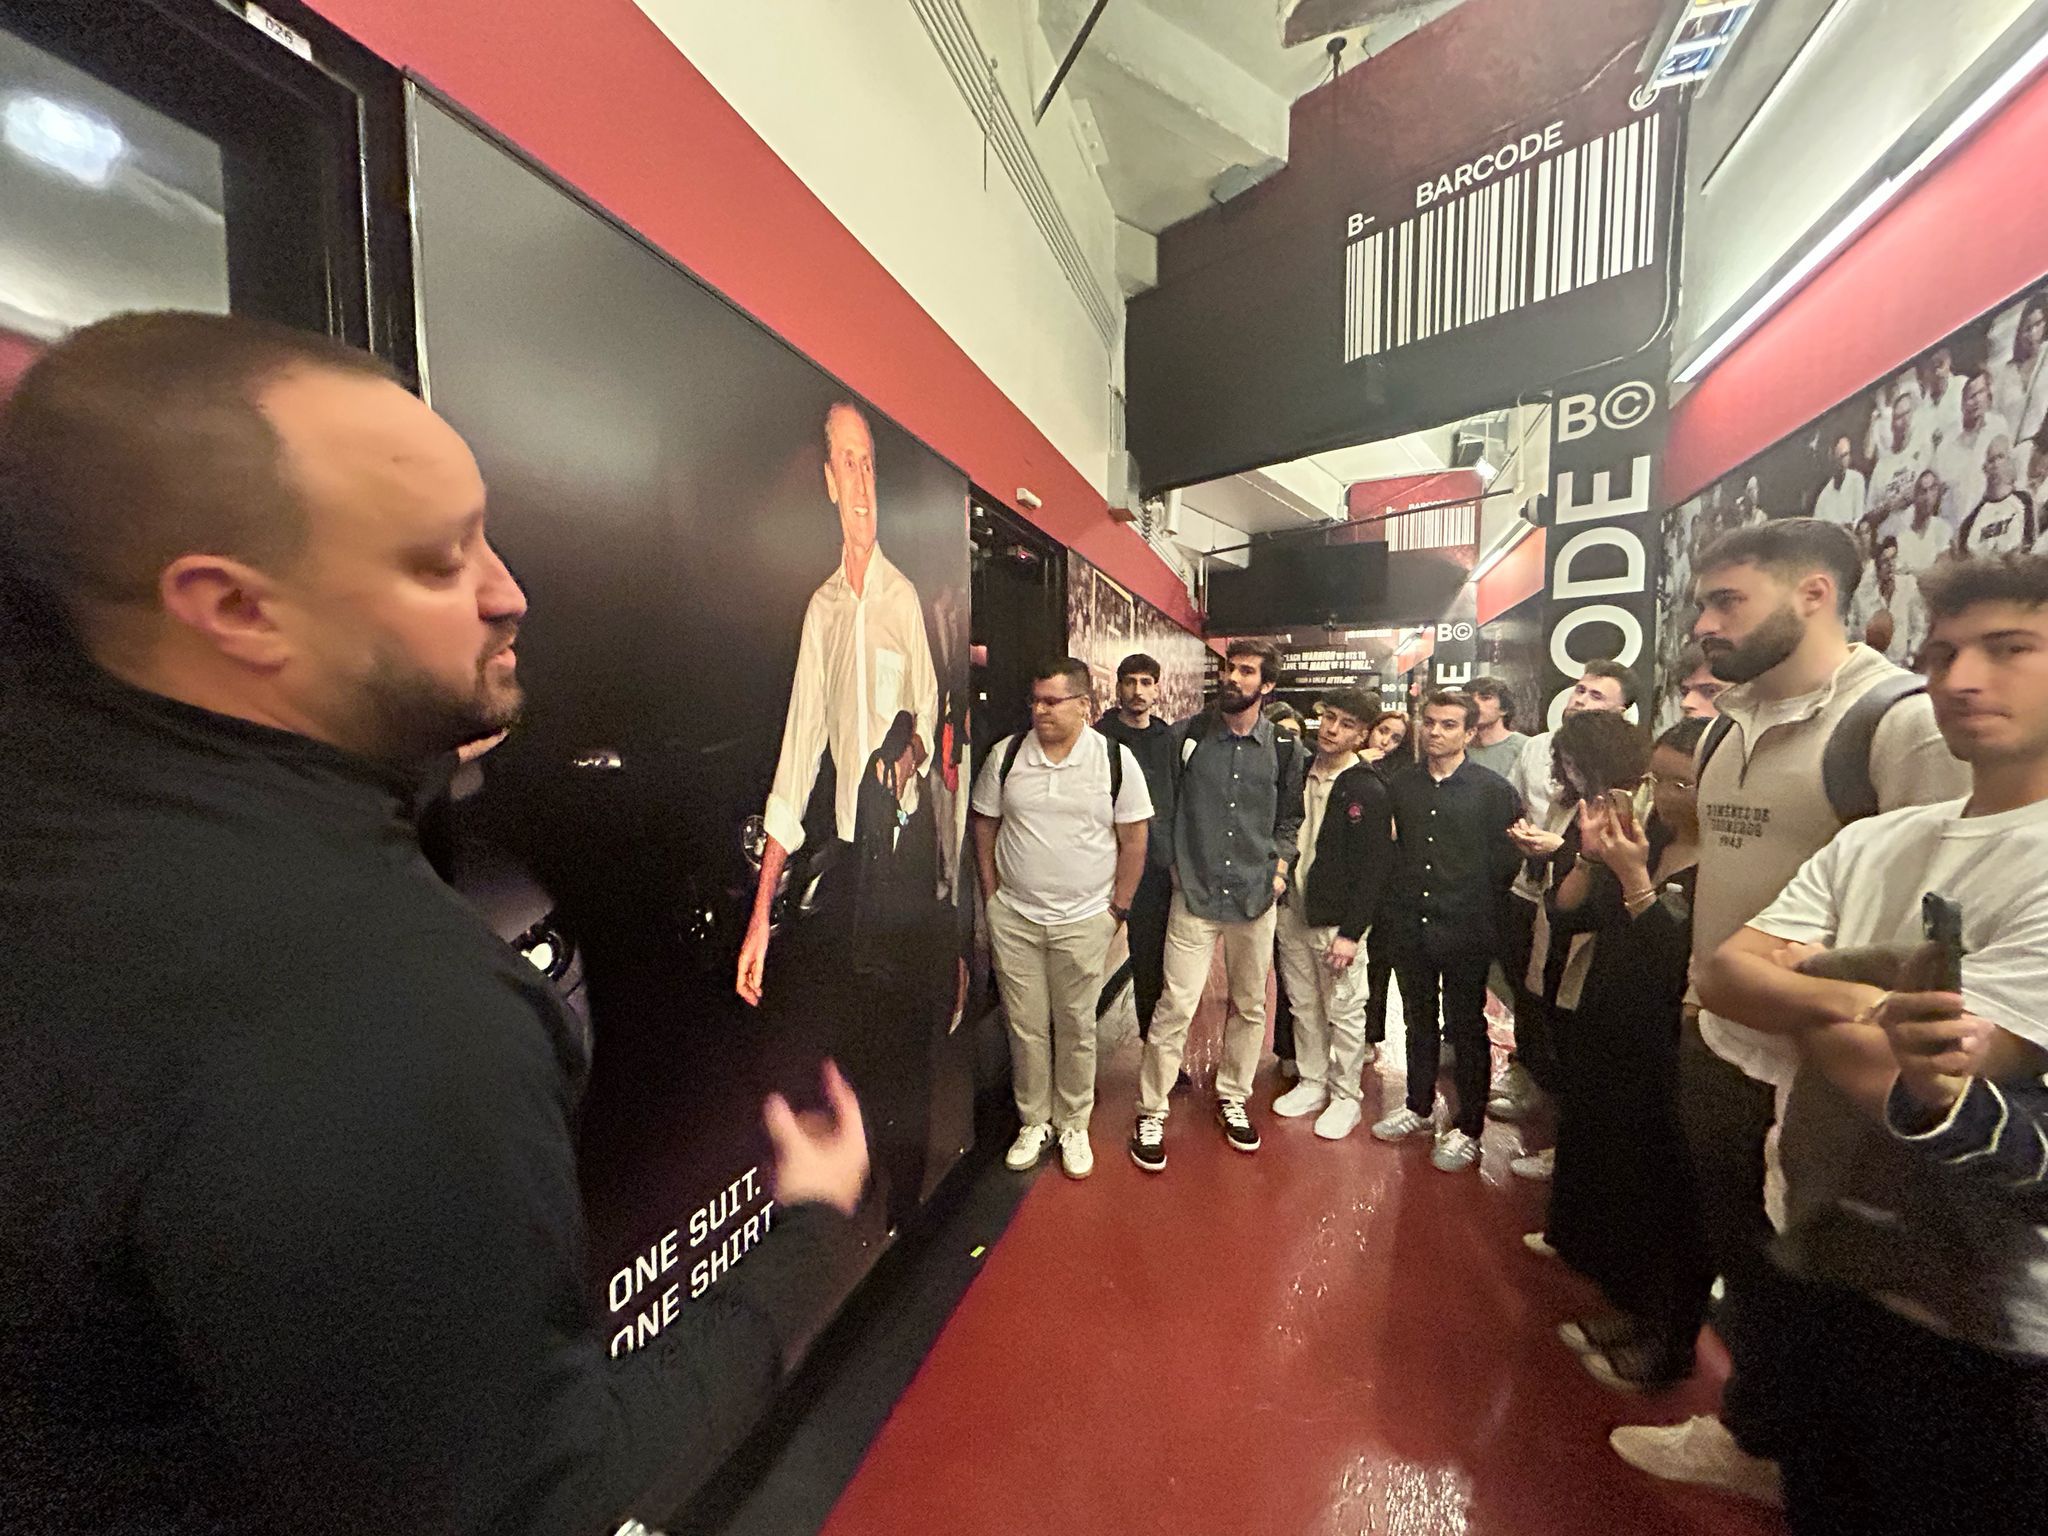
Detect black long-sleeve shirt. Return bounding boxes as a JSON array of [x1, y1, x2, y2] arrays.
[[1095, 712, 1178, 868], [1382, 757, 1522, 953], [0, 655, 852, 1536], [1887, 1076, 2048, 1213]]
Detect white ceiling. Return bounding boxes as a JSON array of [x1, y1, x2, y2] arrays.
[[1177, 422, 1458, 536], [1035, 0, 1475, 236]]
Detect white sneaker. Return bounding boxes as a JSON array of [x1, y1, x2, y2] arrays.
[[1431, 1129, 1481, 1172], [1609, 1416, 1784, 1507], [1522, 1230, 1557, 1258], [1004, 1123, 1055, 1170], [1273, 1081, 1330, 1118], [1509, 1146, 1555, 1181], [1057, 1127, 1094, 1179], [1314, 1098, 1362, 1140], [1371, 1106, 1434, 1142], [1487, 1060, 1540, 1122]]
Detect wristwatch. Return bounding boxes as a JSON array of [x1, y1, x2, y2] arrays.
[[1109, 903, 1131, 923]]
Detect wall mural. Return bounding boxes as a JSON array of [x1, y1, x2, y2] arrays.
[[1656, 279, 2048, 723], [1066, 550, 1211, 724], [408, 94, 975, 1390]]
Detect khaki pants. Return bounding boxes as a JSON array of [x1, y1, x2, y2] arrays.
[[1138, 891, 1277, 1115], [986, 893, 1118, 1132], [1272, 899, 1374, 1103]]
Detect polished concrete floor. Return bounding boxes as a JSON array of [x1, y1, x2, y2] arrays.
[[818, 964, 1786, 1536]]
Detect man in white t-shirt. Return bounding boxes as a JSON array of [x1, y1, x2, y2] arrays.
[[1996, 293, 2048, 445], [1935, 371, 2012, 528], [1917, 345, 1965, 450], [1694, 552, 2048, 1532], [1957, 436, 2038, 559], [1865, 393, 1926, 529], [1809, 436, 1868, 528], [1848, 534, 1917, 665], [972, 658, 1152, 1179]]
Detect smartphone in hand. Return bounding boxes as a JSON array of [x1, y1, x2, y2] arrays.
[[1606, 787, 1638, 837], [1920, 893, 1966, 992]]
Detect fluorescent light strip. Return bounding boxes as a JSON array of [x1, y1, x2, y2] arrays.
[[1679, 27, 2048, 385], [1469, 517, 1535, 583]]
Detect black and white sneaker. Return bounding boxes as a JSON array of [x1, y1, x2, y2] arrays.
[[1129, 1114, 1167, 1172], [1217, 1097, 1260, 1153]]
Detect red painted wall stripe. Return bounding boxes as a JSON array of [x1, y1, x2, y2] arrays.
[[302, 0, 1200, 631], [1665, 63, 2048, 503]]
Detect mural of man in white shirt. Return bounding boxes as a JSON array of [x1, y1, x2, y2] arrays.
[[1997, 294, 2048, 446], [1936, 371, 2012, 528], [1958, 436, 2039, 560], [1865, 392, 1927, 528], [738, 401, 940, 1006], [1811, 434, 1869, 527], [1918, 345, 1966, 450]]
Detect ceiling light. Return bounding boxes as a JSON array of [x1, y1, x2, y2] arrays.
[[1677, 28, 2048, 385], [1473, 456, 1498, 485], [4, 94, 125, 187]]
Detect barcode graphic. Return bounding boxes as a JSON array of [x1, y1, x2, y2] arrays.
[[1343, 114, 1662, 362], [1385, 501, 1478, 553]]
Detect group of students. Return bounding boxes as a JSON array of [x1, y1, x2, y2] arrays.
[[974, 515, 2048, 1535]]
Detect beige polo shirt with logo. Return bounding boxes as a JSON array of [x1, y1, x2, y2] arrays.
[[1692, 644, 1972, 1088]]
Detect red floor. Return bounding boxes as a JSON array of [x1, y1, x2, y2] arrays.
[[821, 978, 1788, 1536]]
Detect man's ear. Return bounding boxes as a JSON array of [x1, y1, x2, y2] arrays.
[[158, 555, 290, 669], [822, 461, 839, 508]]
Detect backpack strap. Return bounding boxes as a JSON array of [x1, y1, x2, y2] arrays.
[[1696, 712, 1737, 779], [1822, 672, 1927, 824], [996, 732, 1026, 798]]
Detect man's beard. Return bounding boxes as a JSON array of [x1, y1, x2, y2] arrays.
[[1218, 681, 1260, 713], [359, 634, 524, 760], [1703, 603, 1804, 684]]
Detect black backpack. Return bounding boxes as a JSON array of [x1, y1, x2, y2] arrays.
[[994, 730, 1124, 810], [1696, 671, 1926, 825]]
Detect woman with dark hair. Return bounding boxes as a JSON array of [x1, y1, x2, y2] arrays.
[[1542, 717, 1714, 1392], [1510, 712, 1653, 1181]]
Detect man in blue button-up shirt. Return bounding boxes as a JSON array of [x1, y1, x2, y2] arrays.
[[1128, 640, 1304, 1172]]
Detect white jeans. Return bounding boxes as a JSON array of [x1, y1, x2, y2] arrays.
[[1273, 899, 1374, 1103], [1137, 891, 1277, 1116], [986, 894, 1118, 1132]]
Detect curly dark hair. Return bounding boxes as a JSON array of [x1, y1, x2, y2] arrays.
[[1551, 710, 1650, 801]]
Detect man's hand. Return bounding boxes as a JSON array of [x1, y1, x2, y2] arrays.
[[736, 912, 771, 1007], [1325, 936, 1358, 973], [763, 1060, 868, 1217], [1272, 871, 1289, 901], [1869, 990, 1987, 1112]]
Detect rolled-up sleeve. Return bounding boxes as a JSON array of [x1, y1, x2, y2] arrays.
[[763, 600, 828, 857]]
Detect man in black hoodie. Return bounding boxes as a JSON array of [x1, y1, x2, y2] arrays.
[[0, 313, 867, 1536], [1094, 651, 1178, 1040], [1271, 689, 1395, 1140]]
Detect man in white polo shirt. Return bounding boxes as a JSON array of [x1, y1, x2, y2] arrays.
[[971, 658, 1152, 1179]]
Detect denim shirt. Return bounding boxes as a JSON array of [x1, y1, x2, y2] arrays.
[[1171, 713, 1305, 924]]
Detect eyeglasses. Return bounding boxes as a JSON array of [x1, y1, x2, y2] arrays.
[[1647, 770, 1696, 792], [1030, 693, 1087, 710]]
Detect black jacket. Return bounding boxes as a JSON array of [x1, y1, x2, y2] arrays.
[[1094, 712, 1177, 867], [1297, 760, 1395, 942], [0, 654, 853, 1536]]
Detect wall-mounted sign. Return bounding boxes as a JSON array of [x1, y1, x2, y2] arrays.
[[1539, 349, 1670, 728], [1128, 61, 1682, 493]]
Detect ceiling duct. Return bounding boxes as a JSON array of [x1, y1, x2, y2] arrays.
[[1283, 0, 1474, 47]]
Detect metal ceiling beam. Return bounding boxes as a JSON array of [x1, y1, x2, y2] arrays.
[[1035, 0, 1112, 121]]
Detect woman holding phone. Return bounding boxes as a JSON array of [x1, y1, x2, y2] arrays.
[[1543, 717, 1714, 1392]]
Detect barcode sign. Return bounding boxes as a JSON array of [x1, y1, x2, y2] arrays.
[[1385, 501, 1477, 554], [1343, 114, 1663, 363]]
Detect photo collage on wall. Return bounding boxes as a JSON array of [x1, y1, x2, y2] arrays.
[[1657, 280, 2048, 717], [1066, 551, 1213, 725]]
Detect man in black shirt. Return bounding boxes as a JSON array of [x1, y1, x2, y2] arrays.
[[1371, 689, 1521, 1172], [1093, 651, 1177, 1040], [0, 313, 868, 1536]]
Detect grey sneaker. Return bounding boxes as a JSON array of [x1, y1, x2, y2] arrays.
[[1371, 1106, 1434, 1142], [1430, 1129, 1481, 1172]]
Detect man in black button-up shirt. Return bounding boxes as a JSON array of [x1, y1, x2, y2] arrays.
[[1371, 690, 1521, 1172]]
